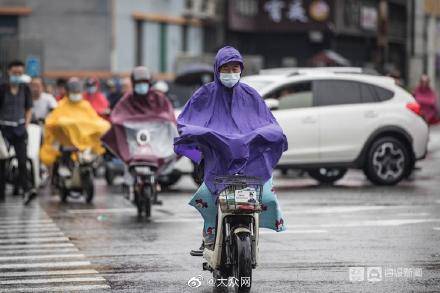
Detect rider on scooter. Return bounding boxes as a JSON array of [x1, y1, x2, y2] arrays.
[[174, 46, 288, 255], [107, 66, 176, 204], [40, 77, 110, 167]]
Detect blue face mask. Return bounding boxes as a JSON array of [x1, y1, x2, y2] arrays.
[[134, 83, 149, 95], [219, 72, 240, 88], [87, 86, 97, 94], [9, 75, 23, 84]]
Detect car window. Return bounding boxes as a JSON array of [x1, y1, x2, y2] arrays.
[[373, 85, 394, 101], [359, 83, 378, 103], [240, 79, 273, 92], [266, 82, 314, 110], [315, 80, 362, 106], [360, 82, 394, 102]]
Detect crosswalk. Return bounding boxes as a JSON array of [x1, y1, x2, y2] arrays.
[[0, 202, 110, 292]]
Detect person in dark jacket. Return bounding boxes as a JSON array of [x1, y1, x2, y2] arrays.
[[0, 60, 36, 204]]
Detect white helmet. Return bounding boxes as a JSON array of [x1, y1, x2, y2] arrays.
[[153, 80, 169, 93]]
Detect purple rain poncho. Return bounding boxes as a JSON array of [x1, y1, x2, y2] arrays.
[[174, 46, 288, 195]]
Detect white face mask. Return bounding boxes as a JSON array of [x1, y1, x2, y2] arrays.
[[219, 72, 240, 88], [69, 93, 82, 102]]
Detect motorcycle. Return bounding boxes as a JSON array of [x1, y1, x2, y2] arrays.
[[53, 147, 96, 203], [104, 120, 178, 218], [202, 175, 263, 292]]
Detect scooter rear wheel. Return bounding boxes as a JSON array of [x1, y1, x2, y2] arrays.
[[233, 232, 252, 293]]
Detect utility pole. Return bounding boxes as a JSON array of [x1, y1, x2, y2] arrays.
[[425, 0, 440, 88], [377, 0, 388, 74]]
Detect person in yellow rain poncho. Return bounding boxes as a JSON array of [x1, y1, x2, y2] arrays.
[[40, 78, 110, 166]]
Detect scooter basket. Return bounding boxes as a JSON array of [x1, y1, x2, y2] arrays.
[[215, 175, 263, 213]]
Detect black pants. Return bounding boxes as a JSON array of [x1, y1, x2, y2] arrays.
[[0, 125, 30, 198]]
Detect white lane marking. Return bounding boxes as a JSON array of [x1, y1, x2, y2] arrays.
[[68, 208, 135, 214], [0, 232, 65, 238], [0, 269, 98, 277], [397, 213, 430, 217], [0, 254, 85, 261], [0, 243, 75, 249], [283, 206, 388, 215], [0, 261, 91, 269], [3, 284, 111, 292], [0, 237, 69, 244], [0, 219, 53, 225], [260, 229, 328, 234], [0, 248, 79, 255], [0, 276, 106, 285], [320, 218, 440, 228], [153, 218, 203, 223], [433, 227, 440, 231], [0, 228, 61, 233]]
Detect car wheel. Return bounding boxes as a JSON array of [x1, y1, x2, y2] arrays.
[[158, 169, 182, 189], [364, 136, 411, 185], [308, 168, 347, 184]]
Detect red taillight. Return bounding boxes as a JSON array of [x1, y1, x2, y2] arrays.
[[406, 102, 422, 116]]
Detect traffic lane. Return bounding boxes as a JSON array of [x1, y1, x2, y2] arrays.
[[38, 183, 440, 293], [36, 126, 440, 292]]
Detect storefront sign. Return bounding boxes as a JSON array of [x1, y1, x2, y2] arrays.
[[360, 6, 377, 30], [228, 0, 333, 32]]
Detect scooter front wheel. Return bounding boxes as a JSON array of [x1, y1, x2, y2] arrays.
[[143, 185, 152, 218], [233, 232, 252, 293], [83, 172, 95, 204]]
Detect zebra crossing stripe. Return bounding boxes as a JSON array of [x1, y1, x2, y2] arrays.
[[0, 219, 53, 225], [0, 202, 109, 290], [0, 227, 61, 233], [0, 248, 79, 255], [0, 276, 106, 285], [0, 254, 85, 261], [2, 284, 111, 292], [0, 269, 98, 277], [0, 232, 65, 238], [0, 243, 75, 249], [0, 261, 91, 269], [0, 237, 69, 244]]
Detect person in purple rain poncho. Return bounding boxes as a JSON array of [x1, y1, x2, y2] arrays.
[[174, 46, 288, 254]]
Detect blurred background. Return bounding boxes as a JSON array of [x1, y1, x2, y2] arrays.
[[0, 0, 439, 94]]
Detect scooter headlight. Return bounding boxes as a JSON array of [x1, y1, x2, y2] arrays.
[[133, 166, 152, 175], [78, 149, 96, 164]]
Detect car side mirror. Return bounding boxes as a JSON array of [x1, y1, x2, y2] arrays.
[[265, 98, 279, 110]]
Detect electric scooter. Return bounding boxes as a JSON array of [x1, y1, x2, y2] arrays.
[[202, 175, 263, 293]]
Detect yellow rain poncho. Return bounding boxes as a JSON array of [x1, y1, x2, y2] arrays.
[[40, 97, 111, 166]]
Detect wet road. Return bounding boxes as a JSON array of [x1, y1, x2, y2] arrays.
[[1, 126, 440, 292]]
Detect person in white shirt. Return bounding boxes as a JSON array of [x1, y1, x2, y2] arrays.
[[30, 77, 58, 122]]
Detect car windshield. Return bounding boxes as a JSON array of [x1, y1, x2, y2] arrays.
[[240, 78, 273, 93], [168, 83, 200, 109]]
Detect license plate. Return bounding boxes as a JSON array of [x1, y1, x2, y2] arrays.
[[234, 188, 257, 204]]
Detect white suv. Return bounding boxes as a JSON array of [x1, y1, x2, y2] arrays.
[[239, 68, 429, 185]]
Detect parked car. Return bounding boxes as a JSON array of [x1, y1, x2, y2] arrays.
[[239, 67, 429, 185]]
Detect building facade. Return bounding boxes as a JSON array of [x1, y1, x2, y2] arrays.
[[0, 0, 213, 79], [220, 0, 409, 79]]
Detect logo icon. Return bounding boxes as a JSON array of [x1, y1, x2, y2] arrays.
[[187, 275, 203, 288], [349, 267, 365, 282], [367, 267, 383, 282]]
